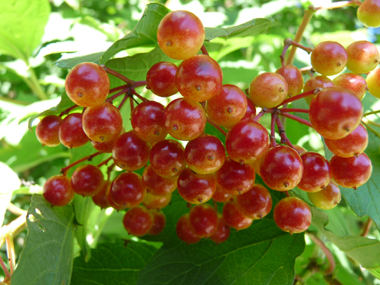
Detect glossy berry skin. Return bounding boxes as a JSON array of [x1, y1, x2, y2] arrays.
[[273, 197, 311, 234], [91, 134, 120, 153], [209, 215, 230, 244], [346, 41, 379, 74], [131, 101, 168, 143], [59, 113, 89, 148], [176, 214, 201, 244], [223, 200, 253, 230], [307, 181, 341, 210], [177, 168, 217, 204], [310, 41, 347, 76], [176, 54, 223, 102], [366, 68, 380, 99], [212, 185, 234, 203], [36, 115, 62, 147], [148, 210, 166, 235], [303, 76, 335, 105], [164, 98, 207, 141], [105, 182, 125, 211], [330, 153, 372, 189], [146, 62, 178, 97], [276, 65, 303, 97], [236, 184, 272, 220], [143, 192, 171, 210], [225, 120, 269, 164], [239, 97, 257, 123], [184, 134, 226, 174], [324, 124, 368, 158], [92, 180, 111, 209], [142, 165, 178, 196], [189, 204, 218, 238], [298, 152, 331, 193], [71, 164, 104, 196], [259, 145, 303, 192], [122, 206, 154, 237], [157, 10, 205, 60], [43, 175, 75, 207], [205, 84, 247, 128], [149, 139, 186, 178], [65, 62, 110, 107], [249, 72, 288, 108], [82, 102, 123, 142], [357, 0, 380, 27], [333, 73, 368, 100], [215, 157, 256, 195], [112, 131, 151, 171], [309, 87, 363, 140], [111, 172, 146, 208]]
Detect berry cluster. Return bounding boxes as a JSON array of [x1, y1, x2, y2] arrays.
[[35, 7, 376, 244]]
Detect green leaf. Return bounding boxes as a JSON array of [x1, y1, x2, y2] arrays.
[[100, 3, 171, 64], [138, 220, 305, 285], [54, 52, 105, 69], [311, 207, 380, 278], [105, 47, 180, 87], [205, 18, 278, 41], [11, 194, 75, 285], [71, 240, 158, 285], [0, 0, 50, 62]]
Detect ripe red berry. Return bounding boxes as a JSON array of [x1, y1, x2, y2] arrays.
[[157, 10, 205, 60], [43, 175, 75, 207], [236, 184, 272, 220], [222, 200, 253, 230], [59, 113, 89, 148], [146, 62, 178, 97], [209, 215, 230, 244], [111, 172, 146, 208], [276, 65, 303, 97], [176, 214, 201, 244], [36, 115, 62, 147], [273, 197, 311, 234], [148, 210, 166, 235], [65, 62, 110, 107], [71, 164, 104, 196], [122, 206, 154, 237], [310, 41, 347, 76], [189, 204, 218, 238]]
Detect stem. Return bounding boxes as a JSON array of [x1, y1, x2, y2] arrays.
[[361, 218, 372, 237], [106, 87, 130, 102], [101, 65, 134, 85], [133, 80, 147, 88], [363, 110, 380, 117], [279, 108, 309, 114], [314, 0, 361, 10], [253, 110, 265, 122], [97, 156, 113, 168], [5, 235, 15, 274], [118, 94, 129, 110], [201, 45, 209, 56], [59, 105, 79, 117], [28, 66, 48, 100], [279, 89, 318, 106], [361, 121, 380, 139], [207, 118, 227, 136], [306, 232, 336, 275], [270, 113, 277, 147], [0, 213, 27, 249], [279, 112, 312, 128], [284, 191, 290, 197], [286, 7, 316, 65], [0, 256, 10, 279], [281, 38, 313, 66], [276, 115, 296, 149], [7, 204, 27, 216], [61, 152, 101, 175], [109, 84, 129, 94], [131, 90, 148, 102], [366, 120, 380, 128]]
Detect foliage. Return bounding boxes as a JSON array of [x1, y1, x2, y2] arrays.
[[1, 0, 380, 285]]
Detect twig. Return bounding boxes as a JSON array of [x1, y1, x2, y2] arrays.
[[306, 232, 335, 275], [61, 152, 101, 175], [361, 218, 372, 237], [201, 45, 209, 56], [278, 112, 312, 128]]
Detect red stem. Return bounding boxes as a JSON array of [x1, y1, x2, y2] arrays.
[[207, 118, 227, 137], [129, 96, 134, 111], [276, 115, 296, 149], [101, 65, 134, 85], [61, 152, 101, 175], [109, 84, 129, 94], [279, 108, 309, 114], [280, 38, 312, 67], [307, 232, 336, 275], [253, 110, 265, 122], [201, 45, 209, 56], [279, 89, 318, 106], [118, 94, 130, 110], [361, 218, 372, 237], [0, 255, 10, 278], [270, 113, 277, 147], [106, 87, 130, 103], [278, 112, 312, 128], [59, 105, 79, 117], [131, 90, 148, 102], [132, 80, 147, 88], [97, 156, 113, 168]]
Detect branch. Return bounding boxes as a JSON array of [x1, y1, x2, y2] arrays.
[[306, 232, 335, 275]]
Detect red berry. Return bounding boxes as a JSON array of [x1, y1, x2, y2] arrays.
[[122, 206, 154, 237], [36, 115, 62, 147], [71, 164, 104, 196], [189, 204, 218, 238], [43, 175, 75, 207], [176, 214, 201, 244], [236, 184, 272, 220]]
